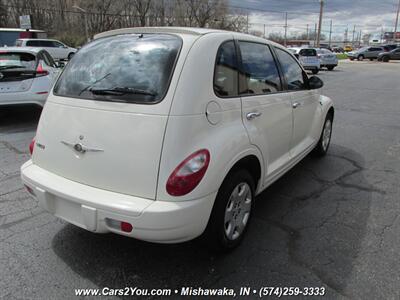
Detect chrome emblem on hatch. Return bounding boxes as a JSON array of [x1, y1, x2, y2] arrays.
[[61, 141, 103, 154]]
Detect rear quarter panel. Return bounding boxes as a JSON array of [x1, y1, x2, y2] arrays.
[[157, 33, 265, 202]]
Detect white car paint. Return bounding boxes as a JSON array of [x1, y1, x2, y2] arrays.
[[0, 47, 60, 107], [21, 27, 334, 244], [16, 38, 77, 60]]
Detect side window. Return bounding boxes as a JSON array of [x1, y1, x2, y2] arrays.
[[53, 41, 64, 48], [239, 42, 281, 95], [275, 48, 307, 91], [41, 41, 54, 47], [26, 40, 40, 47], [214, 41, 239, 97]]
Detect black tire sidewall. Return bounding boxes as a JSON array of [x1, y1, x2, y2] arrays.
[[204, 170, 255, 251], [313, 114, 333, 156]]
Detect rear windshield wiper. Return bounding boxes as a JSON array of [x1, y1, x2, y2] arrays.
[[0, 65, 26, 70], [89, 87, 157, 97]]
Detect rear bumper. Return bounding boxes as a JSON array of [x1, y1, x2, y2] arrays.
[[0, 91, 46, 106], [21, 161, 216, 243]]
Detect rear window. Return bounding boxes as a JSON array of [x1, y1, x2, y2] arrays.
[[54, 34, 182, 104], [0, 52, 37, 70], [299, 49, 317, 56]]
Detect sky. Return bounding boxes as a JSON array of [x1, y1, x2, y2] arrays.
[[228, 0, 399, 40]]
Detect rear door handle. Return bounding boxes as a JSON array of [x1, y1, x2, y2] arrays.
[[246, 111, 262, 120]]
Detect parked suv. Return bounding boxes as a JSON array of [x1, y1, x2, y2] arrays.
[[347, 46, 384, 61], [15, 38, 77, 60], [21, 28, 334, 250], [378, 47, 400, 62]]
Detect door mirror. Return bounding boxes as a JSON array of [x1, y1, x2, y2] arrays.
[[308, 76, 323, 89]]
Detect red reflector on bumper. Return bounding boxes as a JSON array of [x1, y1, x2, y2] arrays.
[[120, 222, 133, 233]]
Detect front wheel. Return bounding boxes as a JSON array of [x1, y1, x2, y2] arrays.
[[382, 56, 390, 62], [67, 53, 75, 60], [312, 68, 319, 74], [357, 55, 364, 61], [313, 113, 333, 156], [203, 170, 255, 252], [327, 66, 335, 71]]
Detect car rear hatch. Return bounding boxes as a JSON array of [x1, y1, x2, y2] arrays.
[[0, 51, 38, 93], [32, 33, 186, 200], [299, 48, 318, 64]]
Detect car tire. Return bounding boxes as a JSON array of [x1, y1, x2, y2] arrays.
[[203, 170, 255, 252], [313, 113, 333, 157], [312, 68, 319, 74], [382, 56, 390, 62], [357, 55, 364, 61], [369, 58, 374, 61], [67, 53, 74, 60], [349, 58, 354, 61], [327, 66, 335, 71]]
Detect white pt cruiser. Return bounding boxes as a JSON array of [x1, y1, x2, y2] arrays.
[[21, 27, 334, 251]]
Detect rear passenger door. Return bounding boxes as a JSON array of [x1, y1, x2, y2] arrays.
[[274, 47, 321, 158], [40, 41, 58, 59], [239, 41, 293, 180]]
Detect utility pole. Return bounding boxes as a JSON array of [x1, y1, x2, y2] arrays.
[[352, 25, 356, 47], [263, 24, 266, 38], [359, 29, 362, 47], [73, 5, 89, 43], [306, 24, 309, 42], [314, 23, 317, 46], [284, 12, 288, 47], [328, 19, 332, 47], [316, 0, 324, 47], [246, 12, 249, 34], [394, 0, 400, 42]]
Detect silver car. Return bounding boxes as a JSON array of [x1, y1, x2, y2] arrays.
[[347, 46, 384, 61], [316, 48, 338, 70], [0, 47, 61, 107]]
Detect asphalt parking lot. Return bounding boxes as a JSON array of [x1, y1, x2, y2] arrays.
[[1, 61, 400, 299]]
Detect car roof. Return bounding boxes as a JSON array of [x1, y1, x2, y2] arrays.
[[93, 26, 285, 49], [16, 38, 60, 42], [0, 47, 44, 54]]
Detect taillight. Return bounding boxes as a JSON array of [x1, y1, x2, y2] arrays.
[[29, 137, 35, 155], [166, 149, 210, 196], [36, 63, 49, 77]]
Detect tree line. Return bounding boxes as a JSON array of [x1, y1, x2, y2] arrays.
[[0, 0, 247, 46]]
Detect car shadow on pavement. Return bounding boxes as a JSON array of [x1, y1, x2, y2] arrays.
[[52, 144, 375, 298], [0, 106, 42, 133]]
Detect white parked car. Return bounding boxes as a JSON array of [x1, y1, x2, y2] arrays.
[[288, 47, 321, 74], [15, 38, 77, 60], [21, 27, 334, 251], [316, 48, 338, 70], [0, 47, 61, 107]]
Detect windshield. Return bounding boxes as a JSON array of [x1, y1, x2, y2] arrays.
[[0, 52, 37, 69], [54, 33, 182, 104]]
